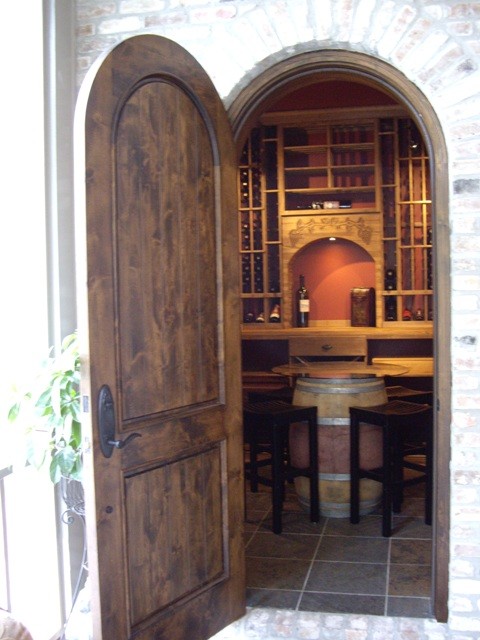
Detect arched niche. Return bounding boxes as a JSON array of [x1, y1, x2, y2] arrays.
[[228, 50, 450, 623], [289, 238, 376, 324]]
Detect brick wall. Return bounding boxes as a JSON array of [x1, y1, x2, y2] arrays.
[[75, 1, 480, 638]]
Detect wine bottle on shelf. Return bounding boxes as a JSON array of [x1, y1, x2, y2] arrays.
[[384, 268, 396, 291], [296, 275, 310, 328], [269, 303, 281, 323], [385, 297, 397, 321]]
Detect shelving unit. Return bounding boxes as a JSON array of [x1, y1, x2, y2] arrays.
[[239, 128, 282, 324], [238, 110, 433, 328], [380, 117, 432, 324], [281, 123, 378, 213]]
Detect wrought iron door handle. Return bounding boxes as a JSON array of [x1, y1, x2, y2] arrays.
[[98, 384, 141, 458], [107, 433, 141, 449]]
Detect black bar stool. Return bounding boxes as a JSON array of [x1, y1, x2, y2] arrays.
[[243, 400, 319, 534], [248, 386, 294, 403], [349, 399, 433, 537], [386, 387, 433, 479], [386, 385, 433, 405]]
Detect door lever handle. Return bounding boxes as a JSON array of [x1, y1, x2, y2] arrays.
[[98, 384, 141, 458], [108, 433, 141, 449]]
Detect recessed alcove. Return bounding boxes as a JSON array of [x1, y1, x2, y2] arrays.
[[230, 50, 450, 623], [290, 238, 375, 324]]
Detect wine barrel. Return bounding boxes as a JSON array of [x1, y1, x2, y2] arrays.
[[290, 375, 387, 517]]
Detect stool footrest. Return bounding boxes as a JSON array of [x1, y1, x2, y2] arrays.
[[350, 400, 433, 537], [244, 400, 319, 534]]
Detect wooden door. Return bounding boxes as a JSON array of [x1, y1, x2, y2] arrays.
[[75, 35, 245, 639]]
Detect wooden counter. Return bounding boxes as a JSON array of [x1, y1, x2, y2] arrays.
[[241, 326, 434, 396], [241, 326, 433, 340], [371, 357, 434, 377]]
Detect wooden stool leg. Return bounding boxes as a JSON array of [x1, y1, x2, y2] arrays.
[[350, 413, 360, 524], [392, 428, 403, 514], [308, 414, 319, 523], [382, 424, 393, 537], [271, 423, 284, 534]]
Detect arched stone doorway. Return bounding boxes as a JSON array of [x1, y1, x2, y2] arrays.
[[228, 50, 450, 623]]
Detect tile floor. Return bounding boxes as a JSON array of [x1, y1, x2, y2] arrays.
[[244, 478, 432, 619]]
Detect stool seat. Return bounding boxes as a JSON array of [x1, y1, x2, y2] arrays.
[[248, 387, 294, 403], [243, 400, 319, 534], [349, 399, 433, 537], [386, 386, 433, 405], [244, 399, 313, 419]]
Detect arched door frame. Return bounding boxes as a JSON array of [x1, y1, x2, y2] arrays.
[[228, 50, 450, 623]]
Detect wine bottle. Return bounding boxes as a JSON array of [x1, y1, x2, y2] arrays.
[[384, 268, 396, 290], [296, 275, 310, 328], [385, 297, 397, 321], [269, 303, 281, 323]]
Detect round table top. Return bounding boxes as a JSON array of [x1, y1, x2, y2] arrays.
[[272, 361, 409, 379]]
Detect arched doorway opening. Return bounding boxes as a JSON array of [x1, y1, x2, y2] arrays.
[[228, 50, 450, 623]]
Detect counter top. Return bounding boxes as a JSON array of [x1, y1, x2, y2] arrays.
[[241, 326, 433, 340], [272, 361, 409, 378]]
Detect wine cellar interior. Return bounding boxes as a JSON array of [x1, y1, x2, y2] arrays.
[[238, 81, 432, 330]]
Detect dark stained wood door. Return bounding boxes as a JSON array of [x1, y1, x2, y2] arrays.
[[75, 35, 245, 639]]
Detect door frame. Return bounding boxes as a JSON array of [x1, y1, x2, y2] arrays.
[[227, 50, 450, 623]]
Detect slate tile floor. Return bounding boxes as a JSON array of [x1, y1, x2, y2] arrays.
[[244, 479, 433, 618]]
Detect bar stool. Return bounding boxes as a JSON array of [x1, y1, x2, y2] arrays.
[[386, 386, 433, 468], [386, 385, 433, 405], [243, 400, 319, 534], [248, 386, 294, 403], [349, 399, 433, 537]]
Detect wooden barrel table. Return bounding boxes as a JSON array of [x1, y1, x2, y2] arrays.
[[273, 362, 408, 518]]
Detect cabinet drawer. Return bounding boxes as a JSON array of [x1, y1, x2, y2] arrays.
[[289, 336, 367, 359]]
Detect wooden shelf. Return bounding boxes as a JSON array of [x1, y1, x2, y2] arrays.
[[241, 326, 433, 340], [238, 114, 432, 328]]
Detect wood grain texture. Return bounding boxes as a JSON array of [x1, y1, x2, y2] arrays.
[[126, 446, 224, 626], [78, 35, 244, 639], [116, 81, 218, 419]]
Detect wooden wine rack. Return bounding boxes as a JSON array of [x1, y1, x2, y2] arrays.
[[238, 109, 432, 327]]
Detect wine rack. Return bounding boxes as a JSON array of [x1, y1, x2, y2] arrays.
[[281, 122, 377, 212], [239, 128, 282, 324], [381, 118, 433, 323], [238, 114, 432, 327]]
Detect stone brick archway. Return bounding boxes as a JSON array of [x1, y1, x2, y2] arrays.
[[228, 50, 451, 623]]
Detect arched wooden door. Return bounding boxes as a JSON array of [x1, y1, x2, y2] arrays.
[[75, 35, 245, 639]]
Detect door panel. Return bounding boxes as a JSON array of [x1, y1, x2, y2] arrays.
[[76, 35, 244, 639], [126, 444, 225, 625], [116, 81, 219, 418]]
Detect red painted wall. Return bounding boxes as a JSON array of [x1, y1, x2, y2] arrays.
[[272, 81, 388, 322], [291, 238, 375, 321], [269, 80, 397, 111]]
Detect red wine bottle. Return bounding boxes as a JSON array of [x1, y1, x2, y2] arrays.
[[296, 275, 310, 327]]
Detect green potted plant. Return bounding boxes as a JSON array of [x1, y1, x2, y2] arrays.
[[7, 332, 82, 496], [7, 331, 88, 638]]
